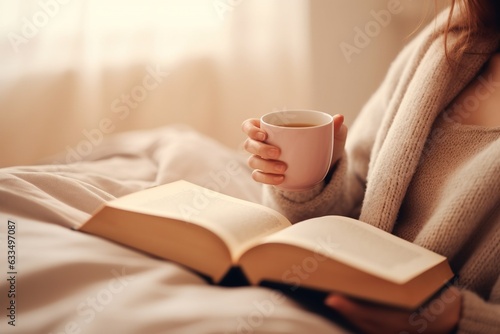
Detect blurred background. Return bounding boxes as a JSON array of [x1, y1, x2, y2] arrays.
[[0, 0, 448, 167]]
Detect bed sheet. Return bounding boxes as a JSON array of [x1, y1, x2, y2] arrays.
[[0, 126, 350, 334]]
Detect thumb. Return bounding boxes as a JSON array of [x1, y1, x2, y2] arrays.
[[332, 114, 348, 163]]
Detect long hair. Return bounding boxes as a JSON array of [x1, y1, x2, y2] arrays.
[[444, 0, 500, 62]]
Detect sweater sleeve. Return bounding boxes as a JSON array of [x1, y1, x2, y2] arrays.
[[458, 282, 500, 334], [262, 151, 355, 223], [262, 32, 422, 223], [261, 78, 389, 223]]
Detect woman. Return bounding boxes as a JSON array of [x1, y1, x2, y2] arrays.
[[242, 1, 500, 333]]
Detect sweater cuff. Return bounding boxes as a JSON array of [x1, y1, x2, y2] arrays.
[[270, 180, 325, 203], [276, 153, 347, 203], [458, 290, 500, 334], [262, 153, 348, 223]]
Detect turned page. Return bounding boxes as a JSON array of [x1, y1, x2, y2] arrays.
[[107, 180, 292, 257], [256, 215, 448, 283]]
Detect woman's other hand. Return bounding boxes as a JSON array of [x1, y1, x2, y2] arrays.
[[325, 286, 462, 334]]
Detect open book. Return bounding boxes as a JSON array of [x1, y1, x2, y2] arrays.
[[79, 180, 454, 309]]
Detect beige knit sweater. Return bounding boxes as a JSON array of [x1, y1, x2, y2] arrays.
[[263, 13, 500, 334]]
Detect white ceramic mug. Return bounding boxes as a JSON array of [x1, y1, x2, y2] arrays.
[[260, 110, 334, 191]]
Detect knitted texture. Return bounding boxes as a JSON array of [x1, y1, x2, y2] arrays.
[[262, 12, 500, 334]]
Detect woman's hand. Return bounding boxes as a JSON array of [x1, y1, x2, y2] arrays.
[[241, 114, 348, 185], [325, 286, 462, 334]]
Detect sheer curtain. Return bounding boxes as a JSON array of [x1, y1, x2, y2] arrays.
[[0, 0, 311, 166]]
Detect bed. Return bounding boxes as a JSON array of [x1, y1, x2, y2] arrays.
[[0, 125, 353, 333]]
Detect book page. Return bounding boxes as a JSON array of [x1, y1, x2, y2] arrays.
[[108, 181, 291, 256], [258, 215, 447, 283]]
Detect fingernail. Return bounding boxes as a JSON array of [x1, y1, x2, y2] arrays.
[[325, 295, 341, 308], [268, 148, 279, 159], [274, 164, 286, 173], [273, 175, 284, 182], [256, 132, 266, 141]]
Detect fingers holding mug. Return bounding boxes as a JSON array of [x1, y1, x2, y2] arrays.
[[247, 154, 287, 174], [241, 118, 267, 142], [246, 144, 287, 186], [243, 138, 281, 160], [260, 110, 334, 191]]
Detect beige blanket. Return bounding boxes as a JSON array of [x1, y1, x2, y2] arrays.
[[0, 126, 348, 333]]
